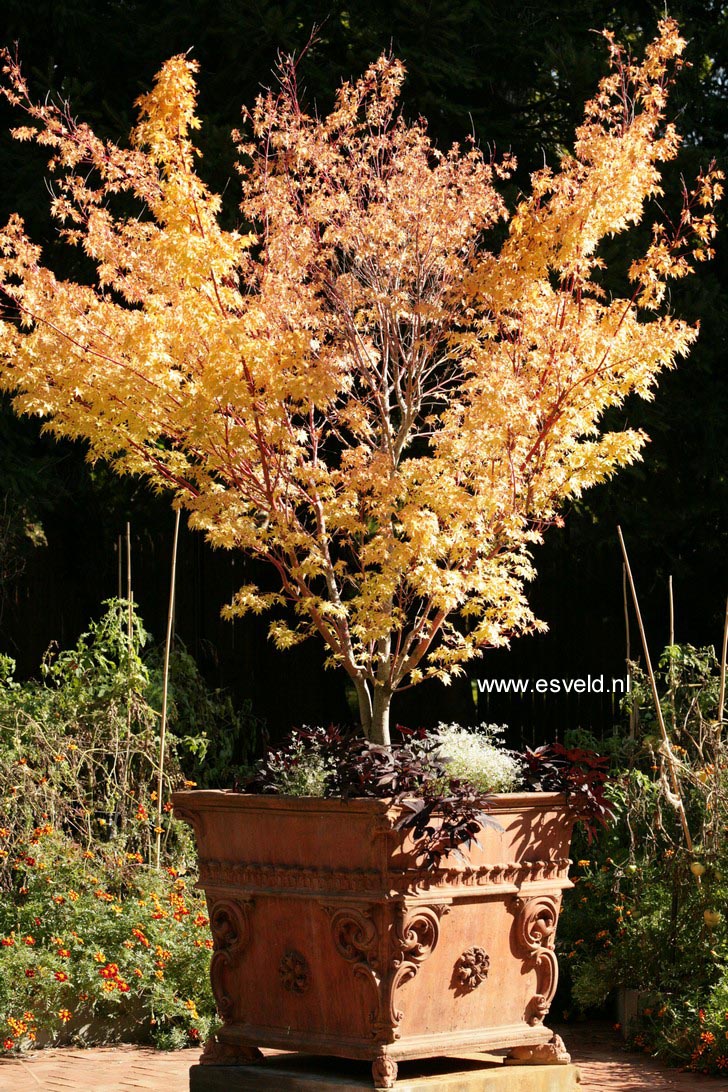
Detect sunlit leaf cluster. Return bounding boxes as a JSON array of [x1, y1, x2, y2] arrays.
[[0, 21, 721, 741]]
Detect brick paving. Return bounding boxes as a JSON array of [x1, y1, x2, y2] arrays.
[[0, 1023, 725, 1091]]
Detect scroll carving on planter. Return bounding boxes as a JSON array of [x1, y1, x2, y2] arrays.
[[279, 948, 310, 994], [511, 894, 560, 1025], [386, 902, 450, 1034], [324, 901, 449, 1041], [324, 904, 382, 1031], [454, 946, 490, 991], [208, 897, 254, 1021]]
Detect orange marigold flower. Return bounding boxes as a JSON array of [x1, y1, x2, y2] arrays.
[[24, 969, 35, 978], [99, 963, 120, 980], [23, 936, 35, 947], [117, 981, 130, 993], [67, 891, 79, 902], [54, 972, 68, 982], [189, 1028, 199, 1039], [58, 1009, 72, 1024], [1, 938, 14, 947], [194, 914, 208, 928], [3, 1039, 14, 1050], [57, 949, 70, 959], [133, 968, 143, 978], [52, 896, 65, 905], [82, 851, 94, 860]]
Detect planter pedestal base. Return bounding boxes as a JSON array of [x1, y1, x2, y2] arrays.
[[189, 1053, 581, 1091]]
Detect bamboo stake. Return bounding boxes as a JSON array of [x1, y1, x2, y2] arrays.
[[125, 522, 133, 743], [117, 534, 122, 599], [718, 596, 728, 729], [668, 575, 676, 735], [623, 563, 636, 738], [155, 507, 181, 870], [617, 527, 693, 853]]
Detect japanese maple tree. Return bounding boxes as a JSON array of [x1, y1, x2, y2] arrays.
[[0, 21, 721, 743]]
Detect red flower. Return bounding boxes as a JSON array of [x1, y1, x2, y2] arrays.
[[99, 963, 120, 980], [3, 1039, 14, 1050], [54, 971, 69, 982], [24, 969, 35, 978]]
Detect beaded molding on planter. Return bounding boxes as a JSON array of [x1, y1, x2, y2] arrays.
[[510, 894, 560, 1025], [197, 856, 572, 895]]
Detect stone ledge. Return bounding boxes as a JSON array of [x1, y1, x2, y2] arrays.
[[189, 1053, 582, 1091]]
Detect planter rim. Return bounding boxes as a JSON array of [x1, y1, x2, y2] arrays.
[[171, 789, 571, 814]]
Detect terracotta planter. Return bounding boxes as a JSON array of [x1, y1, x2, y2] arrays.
[[172, 790, 577, 1089]]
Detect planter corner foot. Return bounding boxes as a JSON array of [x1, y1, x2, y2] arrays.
[[199, 1035, 263, 1066], [505, 1033, 571, 1066], [372, 1053, 398, 1088]]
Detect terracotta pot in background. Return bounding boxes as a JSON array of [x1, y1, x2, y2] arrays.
[[172, 791, 577, 1089]]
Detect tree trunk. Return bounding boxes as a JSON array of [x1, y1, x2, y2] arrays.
[[353, 677, 392, 745], [369, 686, 392, 746]]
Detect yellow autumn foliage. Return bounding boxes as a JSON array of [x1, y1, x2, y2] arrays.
[[0, 21, 721, 741]]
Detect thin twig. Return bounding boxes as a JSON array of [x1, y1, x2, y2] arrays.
[[155, 507, 181, 870], [623, 562, 636, 738], [668, 574, 676, 735], [618, 527, 693, 853], [718, 596, 728, 729]]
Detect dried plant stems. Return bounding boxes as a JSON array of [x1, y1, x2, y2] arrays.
[[618, 526, 693, 853], [669, 575, 677, 735], [719, 596, 728, 729], [623, 563, 637, 738], [155, 507, 181, 870]]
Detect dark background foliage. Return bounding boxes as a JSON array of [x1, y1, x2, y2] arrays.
[[0, 0, 726, 746]]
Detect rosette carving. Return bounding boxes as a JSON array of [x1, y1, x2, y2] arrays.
[[511, 894, 560, 1025], [279, 948, 310, 994], [454, 946, 490, 990], [208, 897, 254, 1020]]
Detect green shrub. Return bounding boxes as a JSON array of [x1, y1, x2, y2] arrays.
[[557, 644, 728, 1077], [0, 831, 215, 1050], [0, 597, 260, 1054]]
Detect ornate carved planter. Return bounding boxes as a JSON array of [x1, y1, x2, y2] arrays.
[[172, 790, 577, 1089]]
